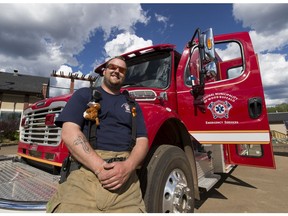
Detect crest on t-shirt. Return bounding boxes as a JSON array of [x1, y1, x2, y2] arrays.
[[122, 103, 131, 113]]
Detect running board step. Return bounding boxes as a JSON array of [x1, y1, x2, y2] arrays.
[[195, 152, 221, 191], [198, 173, 221, 191]]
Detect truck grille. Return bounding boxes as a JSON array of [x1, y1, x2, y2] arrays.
[[20, 101, 66, 146]]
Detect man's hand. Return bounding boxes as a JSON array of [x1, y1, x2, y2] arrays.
[[97, 161, 133, 191], [96, 137, 148, 191]]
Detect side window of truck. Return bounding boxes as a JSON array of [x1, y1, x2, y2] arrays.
[[185, 41, 244, 86], [184, 47, 201, 86], [215, 41, 244, 80]]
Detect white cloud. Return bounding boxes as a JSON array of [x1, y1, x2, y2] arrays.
[[257, 53, 288, 106], [0, 4, 149, 76], [155, 13, 168, 24], [99, 4, 149, 40], [249, 30, 288, 54], [103, 32, 153, 59], [258, 53, 288, 86], [233, 4, 288, 35], [154, 13, 170, 33], [233, 3, 288, 107]]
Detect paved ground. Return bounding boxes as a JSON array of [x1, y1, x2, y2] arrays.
[[0, 144, 18, 155], [195, 153, 288, 213], [195, 143, 288, 213], [1, 143, 288, 213]]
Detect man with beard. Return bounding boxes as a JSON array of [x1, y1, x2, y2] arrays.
[[46, 56, 149, 213]]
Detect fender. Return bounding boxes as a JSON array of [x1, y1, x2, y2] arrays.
[[140, 102, 180, 146], [139, 102, 200, 199]]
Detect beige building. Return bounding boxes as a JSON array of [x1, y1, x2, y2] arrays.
[[0, 70, 49, 121], [268, 112, 288, 139]]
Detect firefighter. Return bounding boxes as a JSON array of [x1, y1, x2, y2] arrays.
[[46, 56, 149, 213]]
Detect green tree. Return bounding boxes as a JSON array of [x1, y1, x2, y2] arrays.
[[267, 103, 288, 113]]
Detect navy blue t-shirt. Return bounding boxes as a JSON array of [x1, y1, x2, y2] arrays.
[[55, 86, 147, 152]]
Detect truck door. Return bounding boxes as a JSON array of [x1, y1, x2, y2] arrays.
[[177, 31, 275, 168]]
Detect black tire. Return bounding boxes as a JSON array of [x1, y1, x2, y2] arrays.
[[140, 145, 195, 213]]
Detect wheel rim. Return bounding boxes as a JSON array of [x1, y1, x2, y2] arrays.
[[162, 168, 192, 213]]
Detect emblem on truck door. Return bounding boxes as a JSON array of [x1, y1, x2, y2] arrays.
[[208, 100, 232, 119]]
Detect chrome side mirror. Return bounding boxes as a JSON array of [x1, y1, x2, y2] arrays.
[[201, 28, 215, 62], [205, 61, 217, 79]]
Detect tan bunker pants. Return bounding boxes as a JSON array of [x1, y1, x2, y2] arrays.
[[46, 150, 146, 213]]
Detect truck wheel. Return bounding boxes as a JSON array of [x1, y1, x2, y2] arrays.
[[141, 145, 194, 213]]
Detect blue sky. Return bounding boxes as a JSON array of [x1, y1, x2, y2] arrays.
[[0, 3, 287, 107], [75, 4, 249, 73]]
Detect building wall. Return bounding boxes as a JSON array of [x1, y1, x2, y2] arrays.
[[269, 124, 287, 139], [269, 124, 286, 134], [0, 93, 42, 121], [1, 94, 25, 111]]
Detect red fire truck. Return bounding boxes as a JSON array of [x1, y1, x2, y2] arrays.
[[0, 28, 275, 213]]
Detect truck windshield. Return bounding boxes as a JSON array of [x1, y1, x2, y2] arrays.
[[123, 51, 171, 89]]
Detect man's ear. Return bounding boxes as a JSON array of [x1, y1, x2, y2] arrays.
[[102, 68, 106, 76]]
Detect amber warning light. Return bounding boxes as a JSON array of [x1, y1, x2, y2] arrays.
[[207, 38, 212, 50]]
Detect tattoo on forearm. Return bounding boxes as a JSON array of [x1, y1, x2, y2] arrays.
[[73, 135, 91, 153]]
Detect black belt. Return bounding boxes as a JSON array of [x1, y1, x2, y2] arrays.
[[70, 156, 126, 164], [104, 157, 126, 163]]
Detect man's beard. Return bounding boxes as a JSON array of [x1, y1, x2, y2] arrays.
[[103, 76, 122, 92]]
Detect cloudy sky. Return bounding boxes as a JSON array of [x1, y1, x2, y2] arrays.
[[0, 3, 287, 107]]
